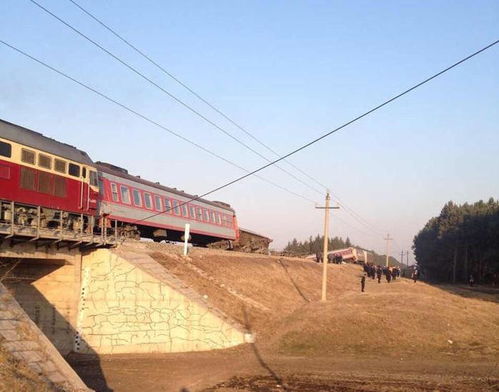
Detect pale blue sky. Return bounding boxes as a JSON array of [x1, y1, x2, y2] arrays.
[[1, 0, 498, 259]]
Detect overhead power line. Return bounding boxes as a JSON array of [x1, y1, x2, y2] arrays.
[[0, 40, 318, 205], [55, 0, 398, 238], [126, 38, 499, 223], [66, 0, 330, 192], [28, 0, 325, 196]]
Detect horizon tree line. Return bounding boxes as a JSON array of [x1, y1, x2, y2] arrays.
[[283, 234, 401, 266], [412, 198, 499, 283]]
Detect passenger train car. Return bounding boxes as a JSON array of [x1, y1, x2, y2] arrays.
[[96, 161, 238, 245], [0, 119, 239, 246]]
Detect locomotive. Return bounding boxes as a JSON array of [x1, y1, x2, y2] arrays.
[[0, 119, 242, 247]]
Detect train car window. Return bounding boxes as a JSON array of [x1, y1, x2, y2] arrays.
[[189, 206, 196, 218], [120, 185, 131, 204], [210, 211, 216, 223], [20, 167, 36, 191], [38, 154, 52, 170], [132, 189, 142, 207], [144, 193, 152, 209], [154, 195, 162, 211], [216, 213, 221, 225], [38, 172, 53, 194], [82, 167, 87, 179], [68, 163, 80, 177], [54, 176, 67, 197], [0, 141, 12, 158], [21, 149, 35, 165], [203, 209, 209, 222], [89, 171, 98, 187], [111, 183, 119, 201], [196, 208, 203, 220], [181, 204, 188, 217], [54, 159, 66, 173], [164, 198, 172, 213], [173, 200, 180, 215]]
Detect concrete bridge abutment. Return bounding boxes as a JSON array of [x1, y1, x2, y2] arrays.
[[1, 241, 246, 358]]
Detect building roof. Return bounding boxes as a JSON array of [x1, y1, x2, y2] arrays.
[[0, 119, 94, 165]]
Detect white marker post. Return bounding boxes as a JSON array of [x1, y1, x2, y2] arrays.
[[183, 223, 190, 256]]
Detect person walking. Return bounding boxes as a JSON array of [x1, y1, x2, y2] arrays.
[[361, 273, 366, 292], [376, 266, 382, 283], [469, 274, 474, 287], [386, 268, 392, 283], [412, 269, 419, 283]]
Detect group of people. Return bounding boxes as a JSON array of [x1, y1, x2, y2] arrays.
[[360, 264, 403, 292], [315, 252, 343, 264]]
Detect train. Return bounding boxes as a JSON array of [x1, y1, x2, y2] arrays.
[[0, 118, 270, 250]]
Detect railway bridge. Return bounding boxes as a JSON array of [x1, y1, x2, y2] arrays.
[[0, 237, 247, 389]]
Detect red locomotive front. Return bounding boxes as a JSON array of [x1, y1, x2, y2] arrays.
[[0, 119, 99, 232]]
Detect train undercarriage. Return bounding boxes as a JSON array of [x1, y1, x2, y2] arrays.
[[0, 200, 271, 253]]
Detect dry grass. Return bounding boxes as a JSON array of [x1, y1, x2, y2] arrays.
[[0, 342, 57, 392], [149, 244, 499, 360]]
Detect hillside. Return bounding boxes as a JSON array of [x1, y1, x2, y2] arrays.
[[148, 243, 498, 359], [71, 242, 499, 391]]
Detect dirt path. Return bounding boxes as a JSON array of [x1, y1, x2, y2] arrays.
[[70, 347, 498, 392]]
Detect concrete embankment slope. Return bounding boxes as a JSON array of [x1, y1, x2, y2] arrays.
[[0, 282, 91, 392], [76, 244, 247, 354]]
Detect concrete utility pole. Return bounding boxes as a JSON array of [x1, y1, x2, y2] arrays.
[[406, 250, 409, 267], [384, 234, 393, 267], [400, 250, 404, 266], [315, 192, 339, 302]]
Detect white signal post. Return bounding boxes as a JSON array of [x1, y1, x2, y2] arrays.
[[183, 223, 190, 256], [316, 192, 339, 302]]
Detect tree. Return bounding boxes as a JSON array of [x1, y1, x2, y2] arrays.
[[413, 198, 499, 283]]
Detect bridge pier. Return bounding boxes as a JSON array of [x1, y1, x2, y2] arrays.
[[0, 241, 83, 354]]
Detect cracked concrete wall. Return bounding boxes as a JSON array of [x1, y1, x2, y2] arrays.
[[78, 249, 246, 354]]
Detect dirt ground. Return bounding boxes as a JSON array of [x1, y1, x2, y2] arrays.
[[69, 245, 499, 392]]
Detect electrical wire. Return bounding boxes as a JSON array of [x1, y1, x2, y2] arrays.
[[28, 0, 325, 196], [36, 0, 405, 240], [126, 37, 499, 224], [66, 0, 330, 193], [0, 39, 318, 206], [63, 0, 419, 239]]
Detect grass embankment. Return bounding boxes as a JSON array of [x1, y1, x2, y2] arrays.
[[149, 244, 499, 360]]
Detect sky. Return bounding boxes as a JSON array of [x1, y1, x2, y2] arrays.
[[1, 0, 498, 260]]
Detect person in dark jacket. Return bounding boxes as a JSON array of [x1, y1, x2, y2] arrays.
[[376, 266, 382, 283]]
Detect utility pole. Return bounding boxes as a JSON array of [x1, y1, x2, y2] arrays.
[[406, 250, 409, 267], [315, 192, 339, 301], [384, 234, 393, 267], [400, 250, 404, 266]]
